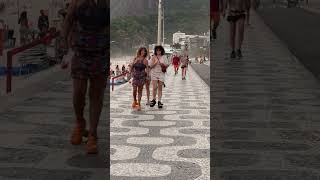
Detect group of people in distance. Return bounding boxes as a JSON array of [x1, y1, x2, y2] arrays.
[[171, 51, 190, 80], [129, 46, 190, 111]]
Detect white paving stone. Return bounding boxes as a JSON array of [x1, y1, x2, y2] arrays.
[[111, 163, 171, 177], [111, 145, 140, 161], [127, 137, 174, 145], [139, 121, 177, 127]]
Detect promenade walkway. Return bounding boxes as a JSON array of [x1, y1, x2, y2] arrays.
[[212, 10, 320, 180], [110, 66, 210, 179]]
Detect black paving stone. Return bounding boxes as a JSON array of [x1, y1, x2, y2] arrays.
[[26, 137, 71, 149], [0, 167, 91, 180], [286, 154, 320, 169], [225, 121, 299, 129], [214, 130, 256, 140], [67, 154, 107, 169], [222, 141, 312, 151], [277, 130, 320, 143], [0, 147, 47, 164], [180, 115, 209, 119], [220, 170, 318, 180], [179, 129, 210, 135], [212, 152, 260, 167], [177, 149, 209, 159]]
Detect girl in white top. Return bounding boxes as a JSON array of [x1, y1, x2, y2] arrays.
[[149, 46, 169, 108]]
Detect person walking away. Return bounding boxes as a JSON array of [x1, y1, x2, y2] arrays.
[[181, 50, 189, 80], [149, 46, 169, 108], [115, 65, 121, 76], [222, 0, 250, 59], [38, 10, 49, 38], [18, 11, 29, 45], [211, 0, 223, 40], [172, 54, 180, 75], [130, 47, 149, 111], [122, 64, 126, 73], [63, 0, 108, 154]]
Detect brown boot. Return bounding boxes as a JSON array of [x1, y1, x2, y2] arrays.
[[70, 121, 86, 145], [86, 134, 98, 154]]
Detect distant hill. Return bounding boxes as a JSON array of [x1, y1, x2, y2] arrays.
[[110, 0, 210, 56], [110, 0, 157, 20]]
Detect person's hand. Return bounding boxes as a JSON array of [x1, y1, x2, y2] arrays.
[[155, 58, 160, 64]]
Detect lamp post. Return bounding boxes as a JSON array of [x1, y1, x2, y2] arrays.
[[157, 0, 162, 45], [162, 1, 164, 45], [17, 0, 19, 20]]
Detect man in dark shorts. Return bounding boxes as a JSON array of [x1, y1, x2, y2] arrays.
[[222, 0, 250, 59], [211, 0, 223, 40]]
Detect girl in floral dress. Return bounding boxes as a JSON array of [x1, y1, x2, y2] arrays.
[[130, 47, 149, 111]]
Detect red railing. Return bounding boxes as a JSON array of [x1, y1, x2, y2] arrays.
[[6, 29, 59, 93], [111, 71, 130, 91]]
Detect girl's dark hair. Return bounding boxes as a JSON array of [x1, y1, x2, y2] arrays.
[[154, 45, 165, 56], [83, 0, 108, 8], [97, 0, 108, 8], [136, 47, 148, 58]]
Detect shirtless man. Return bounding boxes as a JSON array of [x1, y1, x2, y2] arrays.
[[222, 0, 250, 59]]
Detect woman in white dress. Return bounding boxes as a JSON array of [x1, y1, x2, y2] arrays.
[[149, 46, 169, 108]]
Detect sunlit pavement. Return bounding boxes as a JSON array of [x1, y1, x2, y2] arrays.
[[110, 66, 210, 179]]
